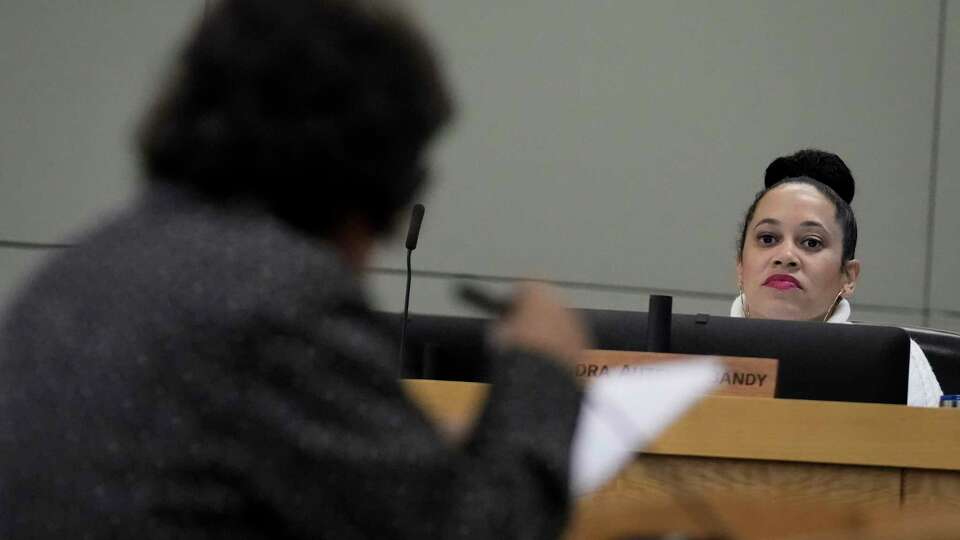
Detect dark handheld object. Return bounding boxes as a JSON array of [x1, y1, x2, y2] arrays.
[[646, 294, 672, 353], [455, 282, 512, 316], [405, 203, 425, 250]]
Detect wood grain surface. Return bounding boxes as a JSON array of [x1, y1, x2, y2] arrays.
[[402, 378, 960, 517], [404, 379, 960, 472], [593, 454, 902, 509]]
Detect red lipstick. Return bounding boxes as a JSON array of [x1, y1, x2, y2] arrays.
[[763, 274, 801, 290]]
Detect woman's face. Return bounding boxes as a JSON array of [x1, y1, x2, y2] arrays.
[[737, 183, 860, 321]]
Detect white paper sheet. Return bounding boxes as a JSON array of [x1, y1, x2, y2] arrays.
[[569, 358, 721, 496]]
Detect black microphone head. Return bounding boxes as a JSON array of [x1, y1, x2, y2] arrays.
[[405, 204, 425, 250]]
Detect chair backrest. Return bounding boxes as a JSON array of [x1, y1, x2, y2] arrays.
[[901, 326, 960, 395]]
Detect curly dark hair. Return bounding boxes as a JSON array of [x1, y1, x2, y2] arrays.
[[738, 149, 858, 265], [138, 0, 454, 236]]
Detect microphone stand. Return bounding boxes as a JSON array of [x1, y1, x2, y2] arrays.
[[398, 247, 413, 377], [397, 204, 425, 377]]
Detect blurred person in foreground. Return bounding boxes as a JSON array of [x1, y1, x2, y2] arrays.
[[0, 1, 588, 538]]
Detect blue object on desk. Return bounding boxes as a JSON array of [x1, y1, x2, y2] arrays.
[[939, 394, 960, 408]]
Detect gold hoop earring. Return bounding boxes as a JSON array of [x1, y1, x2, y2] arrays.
[[823, 291, 843, 322], [739, 281, 750, 319]]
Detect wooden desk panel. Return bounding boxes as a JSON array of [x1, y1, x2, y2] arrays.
[[402, 379, 960, 510], [567, 495, 960, 540], [600, 455, 902, 509], [647, 396, 960, 471], [902, 469, 960, 508]]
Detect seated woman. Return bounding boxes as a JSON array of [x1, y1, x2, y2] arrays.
[[732, 149, 942, 407]]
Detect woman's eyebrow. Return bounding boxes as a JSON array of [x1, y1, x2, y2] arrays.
[[798, 220, 827, 230], [753, 218, 780, 229]]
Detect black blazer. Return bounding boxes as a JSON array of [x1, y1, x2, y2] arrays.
[[0, 186, 582, 539]]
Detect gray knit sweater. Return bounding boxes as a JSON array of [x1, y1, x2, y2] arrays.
[[0, 186, 581, 539]]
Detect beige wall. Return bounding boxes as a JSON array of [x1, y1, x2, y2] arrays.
[[931, 1, 960, 329], [0, 0, 957, 332]]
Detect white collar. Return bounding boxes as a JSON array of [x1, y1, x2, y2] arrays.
[[730, 294, 851, 323]]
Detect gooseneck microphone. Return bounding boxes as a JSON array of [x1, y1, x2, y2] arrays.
[[405, 204, 425, 250], [398, 204, 425, 376]]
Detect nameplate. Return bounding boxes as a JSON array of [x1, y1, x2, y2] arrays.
[[577, 350, 778, 398]]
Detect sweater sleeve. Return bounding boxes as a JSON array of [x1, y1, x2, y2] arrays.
[[186, 317, 583, 539]]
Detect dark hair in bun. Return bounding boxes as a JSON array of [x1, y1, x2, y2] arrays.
[[763, 148, 855, 204], [737, 149, 858, 266]]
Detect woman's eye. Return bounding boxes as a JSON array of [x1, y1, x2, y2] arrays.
[[802, 237, 823, 249], [757, 233, 777, 245]]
